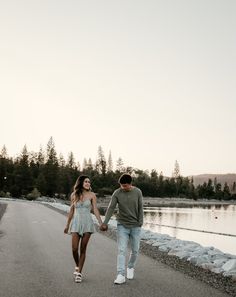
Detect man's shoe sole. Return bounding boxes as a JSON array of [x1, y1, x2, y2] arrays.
[[114, 282, 126, 284], [114, 280, 126, 284]]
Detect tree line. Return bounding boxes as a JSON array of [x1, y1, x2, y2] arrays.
[[0, 138, 235, 201]]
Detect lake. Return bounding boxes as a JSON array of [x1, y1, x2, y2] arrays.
[[143, 204, 236, 255]]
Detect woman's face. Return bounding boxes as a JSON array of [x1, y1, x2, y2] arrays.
[[83, 178, 91, 190]]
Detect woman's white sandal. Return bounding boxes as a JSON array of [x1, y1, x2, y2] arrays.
[[73, 267, 79, 276], [74, 272, 82, 283]]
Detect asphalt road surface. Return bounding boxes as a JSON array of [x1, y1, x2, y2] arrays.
[[0, 200, 230, 297]]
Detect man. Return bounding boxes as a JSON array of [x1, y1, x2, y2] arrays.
[[100, 173, 143, 284]]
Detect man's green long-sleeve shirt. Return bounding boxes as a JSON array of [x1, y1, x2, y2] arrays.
[[103, 186, 143, 228]]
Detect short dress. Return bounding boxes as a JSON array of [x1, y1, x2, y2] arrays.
[[69, 199, 96, 236]]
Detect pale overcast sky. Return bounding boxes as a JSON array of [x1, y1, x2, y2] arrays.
[[0, 0, 235, 176]]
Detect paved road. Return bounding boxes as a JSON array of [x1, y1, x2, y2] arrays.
[[0, 201, 230, 297]]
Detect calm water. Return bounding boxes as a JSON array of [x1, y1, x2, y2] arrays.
[[143, 205, 236, 255]]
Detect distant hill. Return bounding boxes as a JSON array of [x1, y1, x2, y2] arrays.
[[190, 174, 236, 186]]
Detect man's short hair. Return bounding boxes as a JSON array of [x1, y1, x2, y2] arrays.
[[119, 173, 132, 184]]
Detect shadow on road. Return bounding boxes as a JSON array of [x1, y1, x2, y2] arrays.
[[0, 202, 7, 222]]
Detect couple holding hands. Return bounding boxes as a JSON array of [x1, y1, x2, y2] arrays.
[[64, 173, 143, 284]]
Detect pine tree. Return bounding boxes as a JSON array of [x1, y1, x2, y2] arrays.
[[13, 145, 33, 196], [206, 179, 214, 199], [189, 176, 196, 199], [21, 145, 29, 165], [214, 177, 218, 191], [83, 158, 88, 170], [29, 151, 39, 180], [116, 157, 124, 173], [96, 146, 106, 175], [214, 183, 222, 200], [172, 160, 180, 178], [87, 158, 93, 170], [125, 166, 134, 175], [44, 137, 59, 196], [77, 162, 81, 171], [36, 172, 47, 195], [0, 145, 8, 158], [58, 154, 66, 167], [107, 150, 113, 172], [37, 146, 45, 166], [67, 152, 75, 169], [223, 182, 231, 200], [46, 137, 58, 165], [232, 182, 236, 193], [157, 171, 164, 197], [82, 158, 94, 178], [150, 169, 158, 196], [0, 145, 9, 191]]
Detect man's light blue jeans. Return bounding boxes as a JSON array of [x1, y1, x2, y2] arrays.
[[117, 223, 141, 276]]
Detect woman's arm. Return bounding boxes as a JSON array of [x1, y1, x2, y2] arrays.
[[91, 193, 103, 225], [64, 203, 75, 233]]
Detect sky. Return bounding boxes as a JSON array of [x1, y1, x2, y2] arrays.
[[0, 0, 236, 177]]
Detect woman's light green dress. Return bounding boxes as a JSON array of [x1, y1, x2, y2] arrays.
[[69, 199, 95, 236]]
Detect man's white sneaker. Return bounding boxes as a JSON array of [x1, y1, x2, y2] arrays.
[[127, 268, 134, 279], [114, 274, 126, 284]]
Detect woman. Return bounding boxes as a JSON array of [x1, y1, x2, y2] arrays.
[[64, 175, 103, 283]]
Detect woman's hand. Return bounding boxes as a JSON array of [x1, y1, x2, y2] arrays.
[[64, 226, 69, 234]]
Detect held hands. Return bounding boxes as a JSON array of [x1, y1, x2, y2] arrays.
[[100, 223, 108, 232]]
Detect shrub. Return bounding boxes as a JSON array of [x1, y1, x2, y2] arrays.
[[0, 191, 6, 197], [26, 188, 41, 201], [97, 187, 113, 197]]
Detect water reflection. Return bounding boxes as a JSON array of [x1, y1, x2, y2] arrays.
[[143, 204, 236, 255]]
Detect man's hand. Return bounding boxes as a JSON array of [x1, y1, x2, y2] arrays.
[[64, 226, 69, 234], [100, 223, 108, 231]]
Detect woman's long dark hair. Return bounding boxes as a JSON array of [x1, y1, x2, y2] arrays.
[[71, 175, 90, 204]]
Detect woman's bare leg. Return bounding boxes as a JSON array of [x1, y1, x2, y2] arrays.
[[72, 233, 81, 267], [78, 233, 91, 273]]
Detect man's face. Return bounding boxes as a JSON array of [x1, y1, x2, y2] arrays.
[[120, 183, 132, 191]]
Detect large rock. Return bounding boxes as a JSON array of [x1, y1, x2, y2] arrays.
[[222, 259, 236, 272], [213, 258, 229, 268]]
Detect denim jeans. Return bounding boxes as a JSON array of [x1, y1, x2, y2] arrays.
[[117, 223, 141, 276]]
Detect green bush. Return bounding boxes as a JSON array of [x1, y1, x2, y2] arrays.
[[26, 188, 41, 201], [0, 191, 6, 197]]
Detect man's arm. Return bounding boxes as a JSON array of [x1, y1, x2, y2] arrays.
[[103, 193, 118, 225], [138, 190, 143, 226]]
